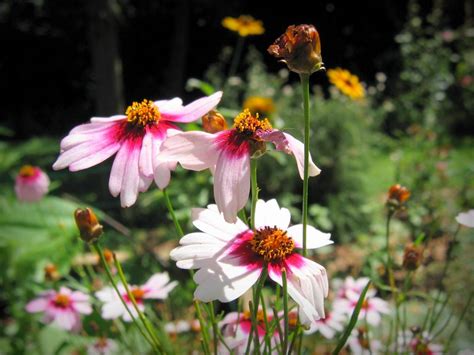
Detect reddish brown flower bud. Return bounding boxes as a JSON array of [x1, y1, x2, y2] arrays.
[[387, 184, 411, 211], [74, 208, 103, 243], [402, 244, 423, 271], [202, 110, 228, 133], [267, 24, 323, 75], [44, 263, 60, 281]]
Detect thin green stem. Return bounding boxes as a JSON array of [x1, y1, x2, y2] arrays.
[[282, 268, 289, 355], [445, 292, 473, 351], [228, 36, 245, 78], [209, 302, 219, 354], [251, 268, 267, 353], [163, 188, 184, 237], [250, 158, 258, 230], [194, 300, 211, 355], [259, 293, 271, 352], [300, 73, 311, 257], [113, 254, 163, 352], [92, 243, 155, 350]]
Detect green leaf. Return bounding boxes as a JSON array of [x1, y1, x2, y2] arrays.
[[186, 78, 216, 96], [332, 280, 371, 355]]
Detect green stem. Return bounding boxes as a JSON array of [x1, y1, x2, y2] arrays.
[[194, 300, 211, 355], [260, 293, 271, 352], [300, 73, 311, 257], [228, 36, 245, 78], [113, 254, 163, 352], [92, 243, 155, 350], [163, 188, 184, 237], [250, 158, 258, 230], [282, 268, 289, 355], [445, 292, 473, 351], [252, 267, 267, 353], [209, 302, 219, 354]]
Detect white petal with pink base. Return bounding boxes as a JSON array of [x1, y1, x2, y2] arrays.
[[170, 199, 332, 327]]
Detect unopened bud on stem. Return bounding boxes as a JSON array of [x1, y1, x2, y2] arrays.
[[74, 208, 103, 243]]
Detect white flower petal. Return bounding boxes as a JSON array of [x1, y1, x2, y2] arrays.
[[287, 224, 333, 249]]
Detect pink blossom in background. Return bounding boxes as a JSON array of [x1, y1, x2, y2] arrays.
[[159, 109, 320, 222], [25, 287, 92, 331], [347, 328, 382, 355], [96, 272, 177, 322], [170, 199, 332, 327], [87, 337, 119, 355], [15, 165, 50, 202], [456, 210, 474, 228], [53, 92, 222, 207], [304, 309, 345, 339]]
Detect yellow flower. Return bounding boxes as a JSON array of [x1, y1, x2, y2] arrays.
[[222, 15, 264, 37], [327, 68, 365, 100], [243, 96, 275, 116]]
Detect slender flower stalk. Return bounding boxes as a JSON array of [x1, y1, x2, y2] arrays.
[[250, 158, 259, 229], [229, 36, 245, 78], [282, 268, 290, 355], [194, 300, 211, 355], [163, 188, 184, 237], [300, 73, 311, 257]]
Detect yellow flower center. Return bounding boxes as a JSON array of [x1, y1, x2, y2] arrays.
[[54, 293, 71, 308], [125, 99, 161, 127], [242, 310, 266, 323], [19, 165, 36, 177], [250, 226, 294, 262], [233, 108, 272, 135]]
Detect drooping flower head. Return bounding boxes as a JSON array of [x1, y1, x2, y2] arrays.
[[402, 243, 423, 271], [159, 109, 320, 222], [25, 287, 92, 331], [222, 15, 264, 37], [96, 272, 177, 322], [15, 165, 50, 202], [327, 68, 365, 100], [267, 24, 323, 75], [170, 199, 332, 327], [74, 207, 104, 243], [219, 310, 279, 354], [53, 92, 222, 207]]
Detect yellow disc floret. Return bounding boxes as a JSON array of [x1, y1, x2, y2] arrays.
[[250, 226, 295, 262], [19, 165, 36, 177], [54, 293, 71, 308], [125, 99, 161, 127], [233, 108, 272, 135]]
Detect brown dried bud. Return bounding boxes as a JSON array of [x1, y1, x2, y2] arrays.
[[387, 184, 410, 211], [44, 263, 60, 281], [202, 110, 228, 133], [74, 208, 103, 243], [267, 24, 323, 75], [402, 244, 423, 270]]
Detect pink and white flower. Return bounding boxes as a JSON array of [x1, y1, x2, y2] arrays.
[[333, 278, 390, 326], [219, 311, 280, 354], [304, 309, 345, 339], [159, 109, 320, 222], [15, 165, 50, 202], [53, 92, 222, 207], [456, 210, 474, 228], [96, 272, 177, 322], [336, 276, 371, 299], [347, 328, 382, 355], [170, 199, 332, 326], [87, 337, 119, 355], [25, 287, 92, 331], [395, 331, 443, 355]]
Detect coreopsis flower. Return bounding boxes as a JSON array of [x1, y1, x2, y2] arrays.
[[74, 208, 103, 243], [303, 309, 345, 339], [219, 310, 279, 354], [53, 92, 222, 207], [14, 165, 50, 202], [402, 244, 423, 270], [336, 276, 370, 299], [347, 327, 382, 355], [222, 15, 264, 37], [327, 68, 365, 100], [202, 110, 228, 133], [267, 24, 323, 75], [25, 287, 92, 331], [170, 199, 332, 326], [96, 272, 177, 322], [456, 209, 474, 228], [242, 96, 275, 117], [159, 109, 320, 222], [87, 337, 119, 355], [333, 281, 390, 326]]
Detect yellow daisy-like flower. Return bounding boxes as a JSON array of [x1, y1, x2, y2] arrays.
[[243, 96, 275, 116], [327, 68, 365, 100], [222, 15, 265, 37]]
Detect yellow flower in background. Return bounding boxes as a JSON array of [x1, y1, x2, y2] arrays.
[[327, 68, 365, 100], [222, 15, 265, 37], [243, 96, 275, 116]]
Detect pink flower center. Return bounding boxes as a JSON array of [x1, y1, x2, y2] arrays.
[[53, 293, 71, 309], [250, 226, 295, 262], [125, 99, 161, 127]]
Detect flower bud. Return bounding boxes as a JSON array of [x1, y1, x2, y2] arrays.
[[267, 24, 323, 75], [402, 244, 423, 271], [74, 208, 103, 243], [386, 184, 410, 211], [44, 263, 60, 281], [202, 110, 228, 133]]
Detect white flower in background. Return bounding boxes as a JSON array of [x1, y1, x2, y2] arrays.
[[164, 320, 191, 335], [304, 309, 346, 339], [96, 272, 177, 322], [456, 210, 474, 228], [347, 327, 382, 355], [170, 199, 332, 327]]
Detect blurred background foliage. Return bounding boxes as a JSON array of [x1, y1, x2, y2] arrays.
[[1, 0, 473, 353]]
